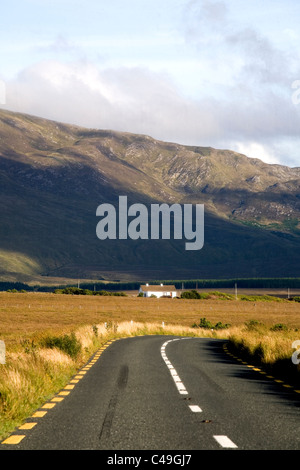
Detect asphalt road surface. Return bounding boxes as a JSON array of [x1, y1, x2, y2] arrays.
[[1, 335, 300, 451]]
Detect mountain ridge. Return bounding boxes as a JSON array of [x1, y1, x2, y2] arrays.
[[0, 108, 299, 282]]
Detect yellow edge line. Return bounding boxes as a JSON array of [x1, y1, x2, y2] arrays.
[[1, 340, 115, 445], [2, 435, 26, 445], [223, 343, 298, 395]]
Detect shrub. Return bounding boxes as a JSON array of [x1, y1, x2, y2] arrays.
[[214, 321, 231, 330], [92, 325, 98, 337], [54, 287, 126, 296], [240, 294, 283, 302], [20, 339, 37, 355], [41, 332, 81, 359], [181, 290, 201, 299], [181, 290, 235, 300], [244, 319, 263, 331], [192, 317, 231, 330], [198, 293, 210, 299], [270, 323, 288, 332], [198, 317, 214, 328]]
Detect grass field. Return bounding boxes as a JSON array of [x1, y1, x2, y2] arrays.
[[0, 291, 299, 441], [1, 291, 300, 341]]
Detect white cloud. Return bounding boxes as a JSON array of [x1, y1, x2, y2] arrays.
[[3, 57, 300, 168], [1, 0, 300, 168], [231, 142, 281, 165]]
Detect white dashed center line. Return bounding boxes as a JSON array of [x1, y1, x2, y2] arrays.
[[189, 405, 202, 413], [213, 435, 238, 448], [161, 338, 238, 450], [161, 339, 188, 395]]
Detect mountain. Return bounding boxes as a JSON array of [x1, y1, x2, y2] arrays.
[[0, 108, 299, 283]]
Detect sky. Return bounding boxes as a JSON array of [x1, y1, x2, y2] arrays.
[[1, 0, 300, 167]]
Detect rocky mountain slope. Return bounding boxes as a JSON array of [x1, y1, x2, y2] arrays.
[[0, 108, 299, 282]]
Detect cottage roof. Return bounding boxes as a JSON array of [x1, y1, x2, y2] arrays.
[[140, 284, 176, 292]]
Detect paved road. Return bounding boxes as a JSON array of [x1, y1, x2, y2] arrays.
[[1, 335, 300, 451]]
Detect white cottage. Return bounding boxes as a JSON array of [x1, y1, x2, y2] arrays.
[[139, 283, 177, 298]]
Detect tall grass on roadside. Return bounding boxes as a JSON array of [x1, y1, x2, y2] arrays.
[[228, 320, 300, 384], [0, 348, 76, 438], [0, 319, 232, 440], [1, 319, 299, 441], [0, 323, 108, 440]]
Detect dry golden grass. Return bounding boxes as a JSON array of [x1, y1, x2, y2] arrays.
[[37, 348, 74, 365], [1, 291, 299, 348], [0, 291, 299, 441]]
